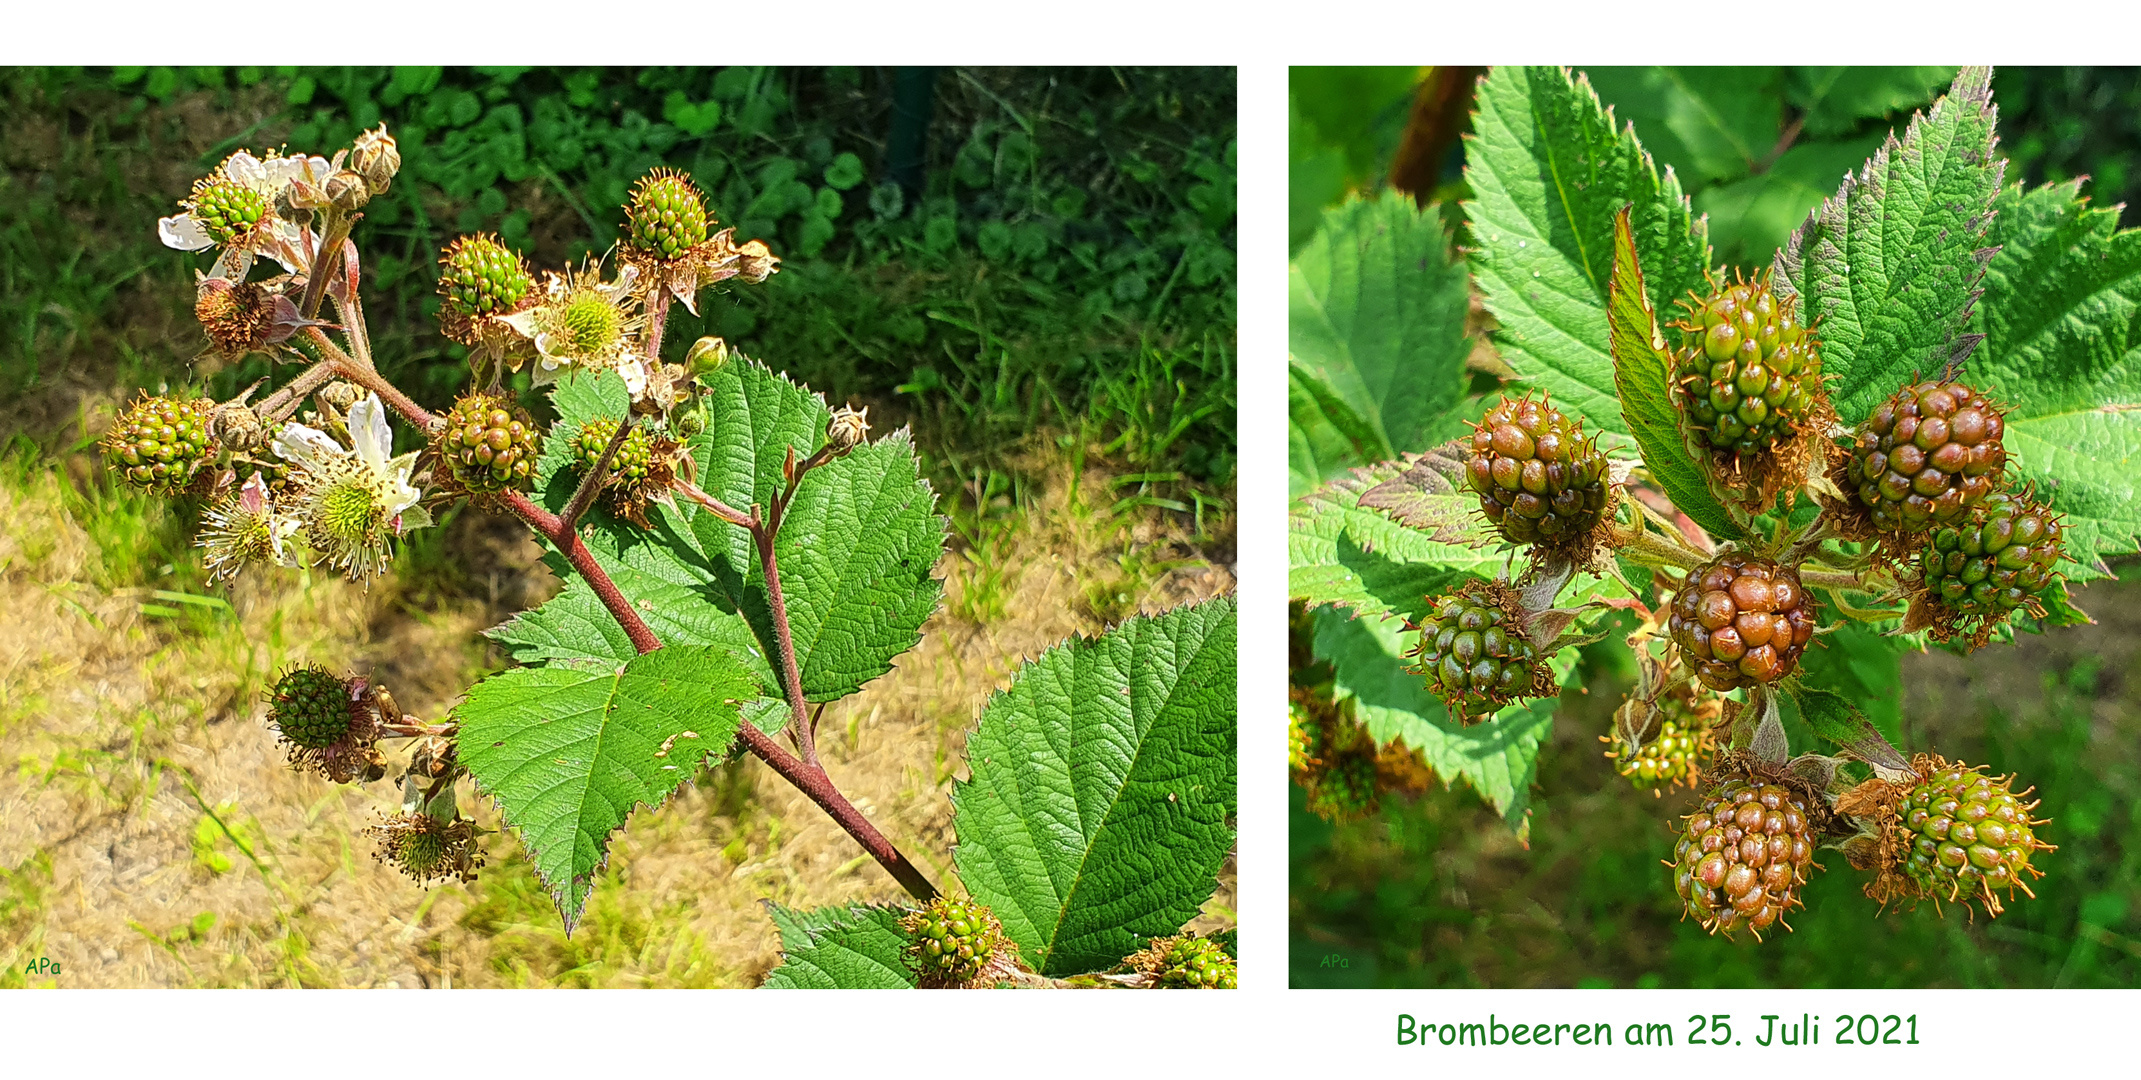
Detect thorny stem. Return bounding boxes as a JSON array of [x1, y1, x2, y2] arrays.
[[672, 478, 755, 528], [1615, 521, 1711, 572], [327, 300, 941, 904], [558, 414, 634, 535], [755, 516, 820, 767]]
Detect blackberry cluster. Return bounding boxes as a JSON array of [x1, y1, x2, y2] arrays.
[[1667, 553, 1817, 691], [1462, 393, 1611, 552], [1919, 490, 2065, 638], [437, 394, 540, 494], [1411, 589, 1544, 719], [437, 234, 533, 328], [102, 395, 215, 495], [1894, 760, 2050, 916], [1843, 380, 2006, 534], [1607, 679, 1722, 793], [625, 169, 710, 260], [266, 665, 355, 751], [1672, 275, 1824, 461], [1153, 936, 1236, 989], [902, 897, 1009, 987], [573, 417, 657, 483], [1671, 777, 1819, 939]]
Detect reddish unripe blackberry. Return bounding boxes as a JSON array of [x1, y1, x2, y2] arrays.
[[1844, 381, 2006, 534], [1672, 777, 1818, 939], [1412, 590, 1544, 718], [437, 393, 540, 494], [1920, 490, 2064, 631], [1463, 393, 1610, 551], [1672, 275, 1824, 460], [1896, 761, 2050, 916], [1668, 553, 1817, 691]]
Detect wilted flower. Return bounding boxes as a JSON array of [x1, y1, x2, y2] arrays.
[[273, 392, 433, 583], [158, 149, 326, 280], [499, 260, 646, 385], [350, 123, 400, 194], [198, 473, 304, 582], [194, 275, 319, 358], [367, 811, 483, 885]]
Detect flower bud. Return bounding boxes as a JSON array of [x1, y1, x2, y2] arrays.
[[210, 399, 266, 452], [683, 336, 730, 379], [326, 169, 370, 211], [826, 405, 870, 457], [350, 123, 400, 195]]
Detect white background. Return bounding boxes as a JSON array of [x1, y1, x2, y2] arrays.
[[5, 3, 2138, 1076]]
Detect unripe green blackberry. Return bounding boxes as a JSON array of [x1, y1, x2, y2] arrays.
[[1668, 552, 1818, 692], [1305, 749, 1377, 823], [1672, 275, 1824, 460], [101, 394, 215, 495], [437, 234, 533, 319], [1410, 587, 1545, 719], [573, 417, 656, 482], [437, 393, 541, 494], [265, 664, 356, 751], [625, 169, 711, 260], [193, 180, 270, 244], [1844, 380, 2007, 534], [1672, 777, 1818, 939], [1606, 679, 1722, 794], [1920, 490, 2064, 635], [1154, 936, 1236, 989], [1894, 759, 2050, 916], [1463, 393, 1610, 551], [1287, 697, 1321, 775], [901, 897, 1010, 987]]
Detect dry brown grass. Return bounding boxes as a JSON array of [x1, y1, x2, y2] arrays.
[[0, 448, 1235, 988]]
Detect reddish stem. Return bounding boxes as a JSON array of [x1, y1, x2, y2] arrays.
[[754, 521, 819, 767]]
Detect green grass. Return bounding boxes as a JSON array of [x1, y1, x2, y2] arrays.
[[0, 66, 1235, 512]]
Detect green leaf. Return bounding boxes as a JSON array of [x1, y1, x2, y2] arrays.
[[1289, 364, 1366, 498], [1289, 194, 1473, 473], [1580, 67, 1783, 187], [1785, 67, 1956, 138], [457, 645, 755, 930], [1965, 180, 2141, 580], [760, 903, 917, 989], [1289, 457, 1504, 624], [1773, 67, 2004, 424], [1465, 65, 1713, 434], [1787, 684, 1910, 774], [1795, 618, 1907, 744], [953, 599, 1236, 978], [503, 363, 946, 702], [1606, 207, 1743, 541], [1311, 607, 1555, 841], [1695, 133, 1886, 268]]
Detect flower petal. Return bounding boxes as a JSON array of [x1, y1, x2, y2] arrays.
[[158, 214, 213, 251], [272, 422, 347, 468], [347, 394, 395, 472]]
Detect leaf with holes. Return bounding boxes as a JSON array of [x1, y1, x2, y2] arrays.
[[457, 645, 754, 930], [953, 598, 1236, 978]]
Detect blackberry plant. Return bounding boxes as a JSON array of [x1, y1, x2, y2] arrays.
[[116, 120, 1236, 988], [1291, 67, 2136, 939]]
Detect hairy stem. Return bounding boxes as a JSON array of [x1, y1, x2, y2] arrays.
[[1615, 524, 1710, 572], [754, 519, 820, 767], [558, 414, 633, 535], [328, 349, 939, 902], [298, 213, 354, 322], [318, 340, 435, 432]]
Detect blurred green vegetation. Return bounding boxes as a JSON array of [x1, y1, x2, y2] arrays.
[[1290, 65, 2141, 988], [0, 66, 1236, 502]]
